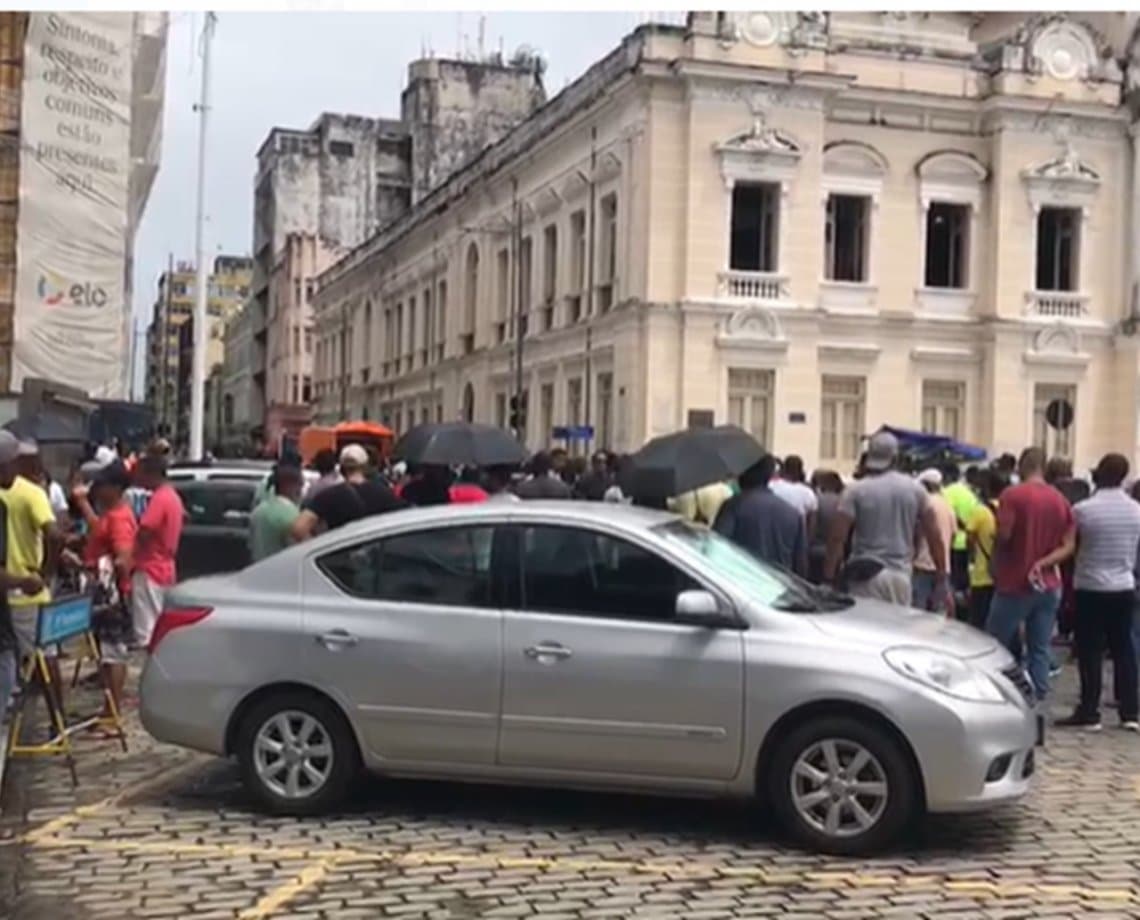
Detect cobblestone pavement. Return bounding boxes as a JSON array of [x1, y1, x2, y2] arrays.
[[2, 662, 1140, 919]]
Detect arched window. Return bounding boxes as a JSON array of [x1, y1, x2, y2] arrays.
[[461, 382, 475, 423], [463, 243, 479, 351]]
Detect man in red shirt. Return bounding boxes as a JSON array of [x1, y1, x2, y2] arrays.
[[131, 455, 183, 650], [986, 447, 1075, 702]]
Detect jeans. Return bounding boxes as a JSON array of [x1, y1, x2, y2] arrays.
[[911, 570, 946, 612], [1074, 589, 1137, 721], [986, 589, 1061, 701]]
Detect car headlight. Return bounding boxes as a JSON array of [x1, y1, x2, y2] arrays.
[[884, 646, 1005, 704]]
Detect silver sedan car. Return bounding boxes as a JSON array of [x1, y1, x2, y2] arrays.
[[140, 501, 1036, 855]]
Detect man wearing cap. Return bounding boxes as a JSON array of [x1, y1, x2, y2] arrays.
[[912, 468, 957, 612], [0, 430, 62, 698], [291, 444, 405, 540], [824, 431, 948, 606], [17, 440, 67, 524]]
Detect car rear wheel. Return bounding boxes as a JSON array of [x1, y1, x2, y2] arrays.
[[236, 691, 358, 815], [768, 716, 918, 855]]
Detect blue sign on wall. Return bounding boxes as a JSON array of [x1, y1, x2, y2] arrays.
[[552, 425, 594, 442], [36, 595, 93, 647]]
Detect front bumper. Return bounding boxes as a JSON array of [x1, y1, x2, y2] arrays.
[[899, 675, 1037, 814]]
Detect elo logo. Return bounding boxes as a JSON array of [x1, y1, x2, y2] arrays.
[[36, 272, 108, 308]]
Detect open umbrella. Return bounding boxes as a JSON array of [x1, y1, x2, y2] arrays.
[[620, 425, 764, 501], [393, 422, 527, 468]]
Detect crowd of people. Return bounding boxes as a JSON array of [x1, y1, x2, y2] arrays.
[[0, 435, 184, 730], [6, 423, 1138, 741]]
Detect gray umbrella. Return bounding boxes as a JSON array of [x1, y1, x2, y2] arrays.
[[393, 422, 527, 468]]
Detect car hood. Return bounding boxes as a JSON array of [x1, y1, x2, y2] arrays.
[[804, 598, 1001, 660]]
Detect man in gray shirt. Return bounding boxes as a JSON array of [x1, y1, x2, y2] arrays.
[[713, 454, 806, 576], [824, 431, 947, 606]]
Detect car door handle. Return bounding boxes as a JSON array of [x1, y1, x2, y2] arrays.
[[525, 643, 572, 661], [317, 629, 358, 650]]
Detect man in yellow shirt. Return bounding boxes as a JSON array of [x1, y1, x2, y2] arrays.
[[0, 431, 61, 700], [965, 469, 1008, 630]]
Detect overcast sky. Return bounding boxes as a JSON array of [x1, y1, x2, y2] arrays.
[[131, 11, 660, 388]]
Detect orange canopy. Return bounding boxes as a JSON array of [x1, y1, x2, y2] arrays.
[[334, 421, 394, 439]]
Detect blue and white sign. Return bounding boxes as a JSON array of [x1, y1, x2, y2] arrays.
[[36, 594, 94, 647], [552, 425, 594, 442]]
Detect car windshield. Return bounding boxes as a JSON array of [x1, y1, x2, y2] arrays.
[[655, 520, 853, 613]]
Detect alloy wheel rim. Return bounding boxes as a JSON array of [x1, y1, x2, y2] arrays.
[[790, 738, 888, 838], [253, 710, 334, 800]]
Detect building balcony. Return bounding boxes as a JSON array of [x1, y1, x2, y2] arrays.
[[1024, 290, 1089, 321], [717, 270, 790, 303]]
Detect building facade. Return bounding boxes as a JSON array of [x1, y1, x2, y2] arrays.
[[143, 255, 251, 444], [312, 11, 1140, 473], [251, 54, 546, 444], [218, 302, 256, 453]]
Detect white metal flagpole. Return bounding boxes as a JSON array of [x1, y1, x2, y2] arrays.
[[188, 11, 216, 460]]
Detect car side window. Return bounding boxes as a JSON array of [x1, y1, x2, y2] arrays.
[[318, 525, 495, 608], [519, 525, 699, 621]]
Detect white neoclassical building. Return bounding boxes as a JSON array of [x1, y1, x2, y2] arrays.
[[313, 11, 1140, 472]]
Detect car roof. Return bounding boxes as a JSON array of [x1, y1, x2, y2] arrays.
[[171, 477, 259, 492], [329, 499, 676, 542]]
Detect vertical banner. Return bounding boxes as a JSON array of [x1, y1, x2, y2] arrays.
[[13, 13, 132, 397]]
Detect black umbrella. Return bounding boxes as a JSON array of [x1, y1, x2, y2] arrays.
[[621, 425, 764, 501], [393, 422, 527, 468]]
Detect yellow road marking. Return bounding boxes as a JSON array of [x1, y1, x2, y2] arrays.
[[238, 858, 332, 920], [22, 754, 208, 844], [22, 831, 1140, 906]]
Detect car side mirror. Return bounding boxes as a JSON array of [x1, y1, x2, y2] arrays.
[[675, 590, 738, 628]]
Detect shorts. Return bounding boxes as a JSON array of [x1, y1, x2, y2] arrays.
[[11, 605, 55, 660], [130, 573, 165, 650]]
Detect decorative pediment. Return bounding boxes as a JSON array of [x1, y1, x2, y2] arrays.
[[728, 12, 827, 51], [560, 171, 589, 203], [1024, 322, 1091, 368], [983, 15, 1120, 84], [1028, 17, 1105, 82], [593, 152, 621, 183], [715, 307, 788, 352], [1034, 323, 1081, 355], [1022, 136, 1100, 214], [714, 111, 802, 189], [531, 187, 561, 218], [822, 141, 887, 201], [916, 150, 988, 210]]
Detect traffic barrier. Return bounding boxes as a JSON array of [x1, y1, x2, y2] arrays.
[[7, 594, 127, 784]]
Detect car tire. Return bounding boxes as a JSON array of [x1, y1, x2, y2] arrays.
[[236, 691, 359, 816], [767, 715, 918, 856]]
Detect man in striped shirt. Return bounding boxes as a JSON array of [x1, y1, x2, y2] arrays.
[[1057, 453, 1140, 731]]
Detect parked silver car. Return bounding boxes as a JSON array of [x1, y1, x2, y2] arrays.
[[140, 502, 1036, 855]]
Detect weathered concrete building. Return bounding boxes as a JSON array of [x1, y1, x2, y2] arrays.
[[219, 302, 256, 452], [251, 52, 545, 446], [313, 11, 1140, 473], [402, 54, 546, 203]]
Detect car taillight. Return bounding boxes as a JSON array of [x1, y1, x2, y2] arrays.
[[148, 606, 212, 653]]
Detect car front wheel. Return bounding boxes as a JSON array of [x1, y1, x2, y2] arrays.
[[768, 715, 918, 855], [236, 691, 358, 815]]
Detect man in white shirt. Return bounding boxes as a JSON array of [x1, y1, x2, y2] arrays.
[[1058, 453, 1140, 731], [771, 455, 818, 542]]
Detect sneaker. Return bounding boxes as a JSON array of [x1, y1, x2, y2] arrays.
[[1049, 663, 1063, 678], [1123, 720, 1140, 732], [1055, 712, 1102, 731]]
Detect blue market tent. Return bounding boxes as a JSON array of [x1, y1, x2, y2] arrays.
[[872, 425, 987, 462]]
